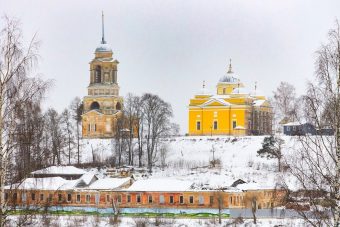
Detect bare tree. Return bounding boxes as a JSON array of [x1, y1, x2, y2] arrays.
[[0, 16, 50, 226], [45, 108, 65, 165], [13, 101, 45, 180], [114, 115, 128, 167], [141, 93, 173, 173], [272, 81, 298, 124], [70, 97, 83, 164], [124, 93, 139, 165], [244, 192, 258, 224], [61, 109, 74, 165], [284, 20, 340, 226]]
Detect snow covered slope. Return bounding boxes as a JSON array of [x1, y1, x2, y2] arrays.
[[81, 135, 299, 190]]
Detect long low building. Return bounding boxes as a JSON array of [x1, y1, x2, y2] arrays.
[[5, 169, 285, 214]]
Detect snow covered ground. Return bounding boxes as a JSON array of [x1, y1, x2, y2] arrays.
[[82, 135, 299, 190], [7, 215, 308, 227]]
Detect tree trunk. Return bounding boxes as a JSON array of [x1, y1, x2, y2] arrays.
[[334, 67, 340, 227], [0, 91, 5, 227], [77, 123, 80, 165]]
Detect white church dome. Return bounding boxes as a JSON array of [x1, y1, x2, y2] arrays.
[[219, 59, 240, 83], [95, 43, 112, 53]]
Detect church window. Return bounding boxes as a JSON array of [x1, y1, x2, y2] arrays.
[[95, 65, 101, 83], [223, 88, 226, 94], [116, 102, 122, 110], [196, 121, 201, 130], [94, 124, 97, 132], [88, 124, 90, 132], [213, 121, 218, 130], [232, 120, 237, 129]]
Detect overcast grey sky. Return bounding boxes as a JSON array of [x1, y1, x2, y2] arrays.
[[2, 0, 340, 133]]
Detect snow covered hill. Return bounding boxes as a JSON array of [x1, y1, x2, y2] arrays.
[[81, 135, 299, 191]]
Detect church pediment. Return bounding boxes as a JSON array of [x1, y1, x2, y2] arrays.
[[200, 98, 230, 107], [82, 109, 104, 116]]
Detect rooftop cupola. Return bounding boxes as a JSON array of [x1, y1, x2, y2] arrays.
[[217, 59, 244, 95]]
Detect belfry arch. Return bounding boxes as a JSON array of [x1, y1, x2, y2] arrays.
[[90, 101, 100, 110]]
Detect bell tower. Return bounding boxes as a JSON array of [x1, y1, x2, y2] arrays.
[[82, 12, 123, 138]]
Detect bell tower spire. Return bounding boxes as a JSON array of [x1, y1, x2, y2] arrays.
[[101, 11, 106, 44]]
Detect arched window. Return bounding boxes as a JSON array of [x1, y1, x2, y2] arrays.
[[223, 88, 226, 94], [95, 65, 101, 83], [90, 102, 100, 110], [116, 102, 122, 110]]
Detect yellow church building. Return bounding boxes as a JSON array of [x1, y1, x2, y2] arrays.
[[82, 13, 123, 138], [188, 61, 272, 136]]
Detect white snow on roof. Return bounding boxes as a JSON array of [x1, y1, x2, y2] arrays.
[[283, 122, 303, 126], [127, 178, 193, 192], [236, 182, 277, 191], [252, 99, 266, 107], [31, 166, 87, 175], [88, 177, 130, 190], [7, 177, 75, 191], [79, 173, 96, 185]]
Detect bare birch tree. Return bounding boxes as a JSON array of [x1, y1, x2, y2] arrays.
[[284, 20, 340, 227], [0, 16, 50, 226]]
